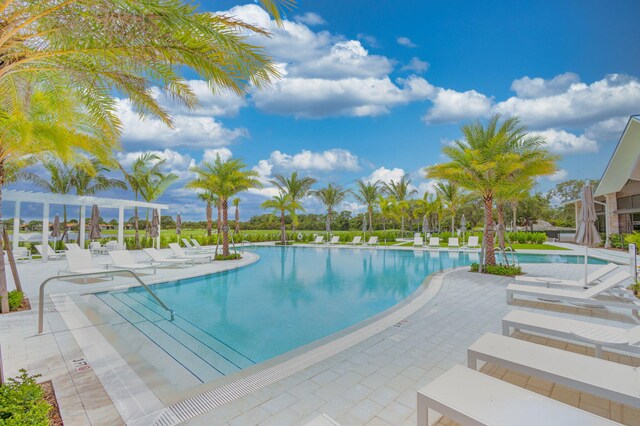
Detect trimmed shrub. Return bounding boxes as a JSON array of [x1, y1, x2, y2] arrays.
[[0, 370, 51, 425], [0, 290, 24, 311], [214, 253, 242, 261], [470, 262, 522, 276]]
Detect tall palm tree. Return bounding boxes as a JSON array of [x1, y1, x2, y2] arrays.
[[311, 184, 350, 232], [233, 198, 241, 234], [187, 156, 262, 256], [139, 163, 178, 237], [383, 175, 417, 235], [262, 194, 302, 244], [377, 195, 396, 231], [434, 181, 465, 233], [353, 180, 381, 232], [270, 172, 317, 231], [426, 114, 557, 265], [198, 191, 217, 237]]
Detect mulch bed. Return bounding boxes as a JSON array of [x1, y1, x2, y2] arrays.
[[0, 296, 31, 314], [40, 380, 63, 426]]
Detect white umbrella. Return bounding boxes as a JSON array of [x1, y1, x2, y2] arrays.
[[575, 185, 602, 287]]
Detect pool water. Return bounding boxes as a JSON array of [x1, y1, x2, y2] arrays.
[[95, 247, 606, 382]]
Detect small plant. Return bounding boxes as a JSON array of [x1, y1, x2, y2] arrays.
[[470, 262, 522, 276], [214, 253, 242, 261], [629, 281, 640, 295], [0, 370, 51, 425], [0, 290, 24, 312]]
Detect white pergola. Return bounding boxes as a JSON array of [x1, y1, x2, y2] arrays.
[[4, 190, 169, 262]]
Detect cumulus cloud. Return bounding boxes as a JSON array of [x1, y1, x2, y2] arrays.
[[269, 149, 360, 172], [357, 33, 380, 48], [547, 169, 569, 182], [202, 147, 233, 162], [116, 149, 196, 181], [402, 57, 429, 73], [294, 12, 326, 26], [510, 72, 580, 99], [585, 116, 630, 142], [364, 167, 406, 185], [423, 88, 492, 123], [396, 36, 417, 48], [530, 129, 598, 154]]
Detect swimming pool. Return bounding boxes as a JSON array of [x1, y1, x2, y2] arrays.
[[94, 247, 606, 383]]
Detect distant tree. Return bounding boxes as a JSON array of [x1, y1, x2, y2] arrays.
[[383, 175, 417, 235], [198, 191, 217, 237], [434, 181, 466, 233], [270, 172, 317, 232], [233, 198, 241, 234], [312, 184, 350, 232], [353, 180, 382, 232], [261, 194, 302, 244]]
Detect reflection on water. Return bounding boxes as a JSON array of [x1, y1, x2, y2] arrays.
[[121, 247, 606, 363]]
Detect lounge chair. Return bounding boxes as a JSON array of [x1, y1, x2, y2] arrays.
[[347, 236, 362, 245], [506, 270, 637, 313], [143, 248, 194, 267], [427, 237, 440, 249], [168, 243, 212, 263], [515, 263, 618, 288], [35, 244, 65, 260], [65, 243, 82, 251], [104, 240, 123, 252], [60, 250, 109, 280], [417, 365, 617, 426], [182, 238, 211, 253], [413, 236, 424, 247], [502, 309, 640, 358], [462, 236, 480, 249], [364, 236, 379, 246], [89, 241, 105, 255], [108, 250, 157, 274], [311, 236, 325, 244], [467, 332, 640, 409], [447, 238, 459, 249], [327, 236, 340, 245], [8, 247, 31, 263]]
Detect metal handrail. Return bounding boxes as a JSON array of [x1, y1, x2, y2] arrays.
[[38, 269, 174, 334]]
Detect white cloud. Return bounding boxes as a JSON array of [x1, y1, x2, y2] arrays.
[[116, 149, 196, 181], [357, 33, 380, 48], [548, 169, 568, 182], [510, 72, 580, 99], [294, 12, 326, 26], [202, 147, 233, 163], [530, 129, 598, 154], [402, 57, 429, 73], [397, 36, 417, 48], [585, 116, 630, 142], [365, 167, 406, 185], [423, 88, 492, 123], [269, 149, 360, 172]]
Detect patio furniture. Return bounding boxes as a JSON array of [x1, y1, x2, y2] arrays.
[[311, 236, 325, 244], [502, 309, 640, 358], [417, 364, 618, 426], [427, 237, 440, 249], [61, 249, 109, 279], [327, 236, 340, 245], [447, 238, 460, 249], [143, 248, 194, 267], [181, 237, 211, 253], [108, 250, 157, 274], [467, 332, 640, 409], [364, 236, 379, 246], [168, 243, 212, 263], [413, 235, 424, 247], [104, 240, 123, 252], [35, 244, 65, 260], [506, 271, 637, 313], [9, 247, 32, 263], [347, 236, 362, 245], [89, 241, 106, 255], [515, 263, 618, 288], [64, 243, 82, 251], [462, 236, 480, 249]]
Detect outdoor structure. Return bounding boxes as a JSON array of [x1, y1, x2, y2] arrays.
[[4, 190, 169, 261], [572, 115, 640, 245]]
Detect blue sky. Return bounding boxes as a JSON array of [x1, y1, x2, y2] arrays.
[[10, 0, 640, 221]]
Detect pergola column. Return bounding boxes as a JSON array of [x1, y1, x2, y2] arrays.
[[12, 201, 20, 252], [79, 205, 86, 248], [42, 202, 49, 262], [117, 206, 125, 249]]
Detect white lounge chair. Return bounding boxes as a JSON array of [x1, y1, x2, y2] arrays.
[[311, 236, 325, 245], [61, 250, 108, 280], [8, 247, 31, 263], [462, 236, 480, 249], [104, 240, 123, 252], [364, 236, 379, 246], [417, 365, 617, 426], [168, 243, 212, 263], [467, 332, 640, 409], [502, 309, 640, 358], [506, 270, 637, 313], [515, 263, 618, 288], [35, 244, 65, 260], [181, 238, 211, 253], [65, 243, 82, 251], [413, 236, 424, 247], [143, 248, 194, 267], [347, 236, 362, 245], [108, 250, 157, 274], [427, 237, 440, 249], [327, 236, 340, 245], [89, 241, 105, 255], [447, 238, 459, 249]]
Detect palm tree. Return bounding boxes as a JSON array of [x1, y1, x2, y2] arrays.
[[197, 191, 217, 237], [353, 180, 381, 232], [495, 178, 534, 254], [434, 181, 465, 233], [139, 163, 178, 237], [262, 194, 302, 244], [383, 175, 417, 235], [377, 195, 397, 231], [187, 156, 262, 256], [426, 114, 557, 266], [270, 172, 317, 231], [311, 184, 350, 232], [233, 198, 241, 234]]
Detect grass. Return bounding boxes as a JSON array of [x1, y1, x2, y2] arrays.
[[509, 243, 568, 250]]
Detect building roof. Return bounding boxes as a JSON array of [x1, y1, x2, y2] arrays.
[[594, 115, 640, 197]]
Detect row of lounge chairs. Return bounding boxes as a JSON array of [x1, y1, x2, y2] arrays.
[[413, 235, 481, 250], [309, 235, 379, 246], [418, 262, 639, 425]]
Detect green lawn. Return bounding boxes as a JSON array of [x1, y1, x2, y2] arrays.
[[508, 243, 568, 251]]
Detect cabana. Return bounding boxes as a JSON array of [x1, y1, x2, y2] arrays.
[[4, 190, 169, 262]]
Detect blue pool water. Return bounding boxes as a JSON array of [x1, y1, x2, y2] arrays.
[[95, 247, 606, 381]]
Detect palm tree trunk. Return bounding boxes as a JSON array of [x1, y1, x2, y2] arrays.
[[368, 207, 373, 232], [217, 199, 222, 233], [484, 196, 496, 266], [400, 209, 405, 235], [145, 208, 150, 238], [280, 211, 286, 244], [222, 198, 230, 256], [496, 202, 508, 264], [0, 172, 8, 314], [235, 204, 240, 234], [326, 208, 331, 232], [206, 201, 212, 237], [512, 202, 517, 231], [451, 213, 455, 234]]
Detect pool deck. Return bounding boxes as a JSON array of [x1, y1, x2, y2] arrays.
[[1, 243, 639, 425]]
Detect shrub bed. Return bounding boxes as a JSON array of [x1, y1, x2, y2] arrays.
[[214, 253, 242, 261], [0, 370, 51, 425], [470, 262, 522, 276], [0, 290, 26, 312]]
